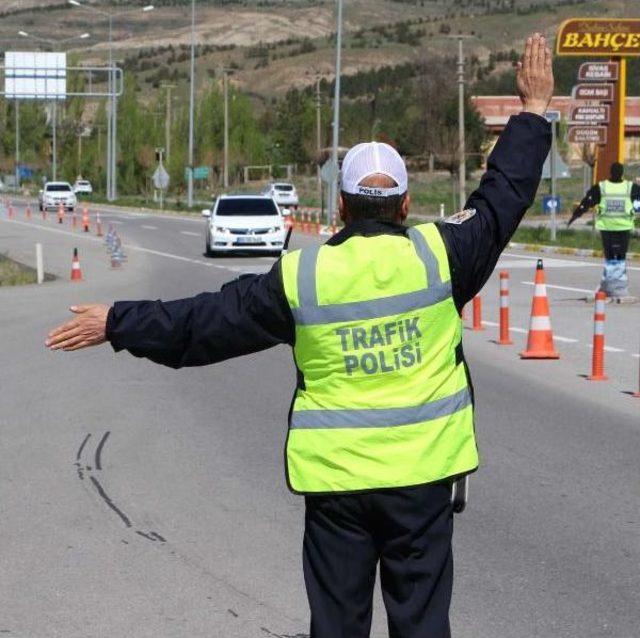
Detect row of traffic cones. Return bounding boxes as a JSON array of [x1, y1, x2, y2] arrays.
[[289, 210, 339, 236]]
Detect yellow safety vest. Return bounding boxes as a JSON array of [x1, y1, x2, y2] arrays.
[[280, 222, 478, 494], [597, 180, 635, 231]]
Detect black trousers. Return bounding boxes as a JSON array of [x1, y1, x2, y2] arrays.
[[303, 482, 453, 638], [601, 230, 630, 260]]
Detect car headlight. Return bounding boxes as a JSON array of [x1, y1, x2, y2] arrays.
[[268, 226, 283, 234]]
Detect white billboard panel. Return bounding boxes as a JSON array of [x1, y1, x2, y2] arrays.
[[5, 51, 66, 99]]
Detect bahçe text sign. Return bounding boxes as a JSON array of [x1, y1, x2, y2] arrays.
[[570, 104, 610, 124], [567, 126, 607, 145], [578, 62, 619, 81], [572, 83, 614, 101], [557, 19, 640, 56]]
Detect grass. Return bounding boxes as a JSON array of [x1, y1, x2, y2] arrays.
[[512, 225, 640, 253], [0, 254, 38, 286]]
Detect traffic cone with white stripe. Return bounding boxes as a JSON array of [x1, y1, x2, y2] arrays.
[[587, 291, 608, 381], [96, 212, 103, 237], [70, 247, 83, 282], [82, 206, 90, 233], [520, 259, 559, 359]]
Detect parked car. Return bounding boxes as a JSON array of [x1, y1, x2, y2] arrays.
[[202, 195, 286, 257], [73, 179, 93, 195], [39, 181, 77, 212], [262, 182, 299, 211]]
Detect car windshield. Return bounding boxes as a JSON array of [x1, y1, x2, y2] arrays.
[[274, 184, 294, 192], [46, 184, 72, 192], [216, 199, 278, 216], [77, 181, 89, 186]]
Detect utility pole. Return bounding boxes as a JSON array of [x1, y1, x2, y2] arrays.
[[187, 0, 196, 207], [52, 101, 57, 180], [451, 35, 474, 209], [316, 75, 322, 205], [329, 0, 343, 225], [107, 14, 113, 199], [14, 100, 20, 190], [163, 84, 175, 162], [223, 69, 229, 189]]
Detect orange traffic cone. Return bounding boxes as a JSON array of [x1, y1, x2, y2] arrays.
[[96, 212, 103, 237], [82, 206, 90, 233], [25, 205, 32, 220], [70, 247, 83, 282], [57, 203, 65, 224], [520, 259, 559, 359]]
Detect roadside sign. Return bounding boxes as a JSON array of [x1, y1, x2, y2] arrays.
[[567, 126, 607, 145], [544, 110, 561, 123], [153, 165, 170, 190], [542, 195, 561, 215], [578, 62, 619, 81], [572, 83, 614, 102], [320, 159, 338, 184], [557, 19, 640, 57], [184, 166, 209, 180], [569, 104, 610, 124]]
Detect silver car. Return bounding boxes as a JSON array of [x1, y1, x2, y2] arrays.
[[262, 182, 299, 211]]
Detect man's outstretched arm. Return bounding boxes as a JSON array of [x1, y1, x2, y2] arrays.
[[46, 264, 294, 368]]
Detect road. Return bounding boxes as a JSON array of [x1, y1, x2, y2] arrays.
[[1, 200, 638, 637]]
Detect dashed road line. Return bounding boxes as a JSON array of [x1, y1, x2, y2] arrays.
[[180, 230, 200, 237], [141, 225, 158, 230]]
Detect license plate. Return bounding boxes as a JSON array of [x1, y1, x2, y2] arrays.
[[236, 236, 261, 244]]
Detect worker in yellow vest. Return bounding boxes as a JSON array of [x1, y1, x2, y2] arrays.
[[569, 162, 639, 298], [46, 34, 553, 638]]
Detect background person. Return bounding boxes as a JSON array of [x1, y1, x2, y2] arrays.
[[46, 34, 553, 638], [568, 161, 639, 298]]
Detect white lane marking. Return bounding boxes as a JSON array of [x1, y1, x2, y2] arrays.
[[503, 251, 640, 272], [0, 218, 261, 275], [481, 320, 578, 342], [631, 354, 640, 359], [110, 220, 124, 225], [141, 225, 158, 230], [180, 230, 200, 237], [522, 281, 593, 294], [586, 344, 627, 353]]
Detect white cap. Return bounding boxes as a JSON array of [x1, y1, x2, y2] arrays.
[[340, 141, 408, 198]]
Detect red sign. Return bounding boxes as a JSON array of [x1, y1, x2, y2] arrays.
[[570, 104, 610, 124], [572, 83, 614, 101], [567, 126, 608, 144], [578, 62, 619, 81], [557, 19, 640, 57]]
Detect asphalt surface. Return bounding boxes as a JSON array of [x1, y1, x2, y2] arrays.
[[1, 199, 639, 637]]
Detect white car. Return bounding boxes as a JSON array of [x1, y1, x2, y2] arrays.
[[39, 181, 77, 212], [203, 195, 287, 257], [263, 182, 299, 211], [73, 179, 93, 195]]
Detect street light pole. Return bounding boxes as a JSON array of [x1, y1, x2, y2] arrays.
[[223, 69, 229, 189], [316, 75, 322, 206], [15, 100, 20, 190], [68, 1, 154, 199], [163, 84, 175, 163], [329, 0, 343, 226], [187, 0, 196, 207], [456, 37, 466, 207]]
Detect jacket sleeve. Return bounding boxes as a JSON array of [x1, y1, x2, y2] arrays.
[[106, 261, 294, 369], [571, 184, 601, 220], [437, 112, 551, 310]]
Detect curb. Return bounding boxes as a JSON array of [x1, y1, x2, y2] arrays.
[[508, 242, 640, 262]]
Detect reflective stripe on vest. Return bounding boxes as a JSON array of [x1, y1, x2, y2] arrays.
[[281, 222, 478, 494]]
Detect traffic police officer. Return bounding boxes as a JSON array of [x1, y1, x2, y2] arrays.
[[47, 34, 553, 638], [569, 162, 639, 297]]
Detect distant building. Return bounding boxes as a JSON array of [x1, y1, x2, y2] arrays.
[[471, 95, 640, 162]]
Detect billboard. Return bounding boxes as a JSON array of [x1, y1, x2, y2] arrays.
[[556, 19, 640, 56], [4, 51, 66, 99]]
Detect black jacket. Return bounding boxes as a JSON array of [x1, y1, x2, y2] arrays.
[[107, 113, 551, 368]]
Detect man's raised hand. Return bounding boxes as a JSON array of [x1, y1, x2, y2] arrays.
[[46, 304, 110, 351], [516, 32, 554, 117]]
